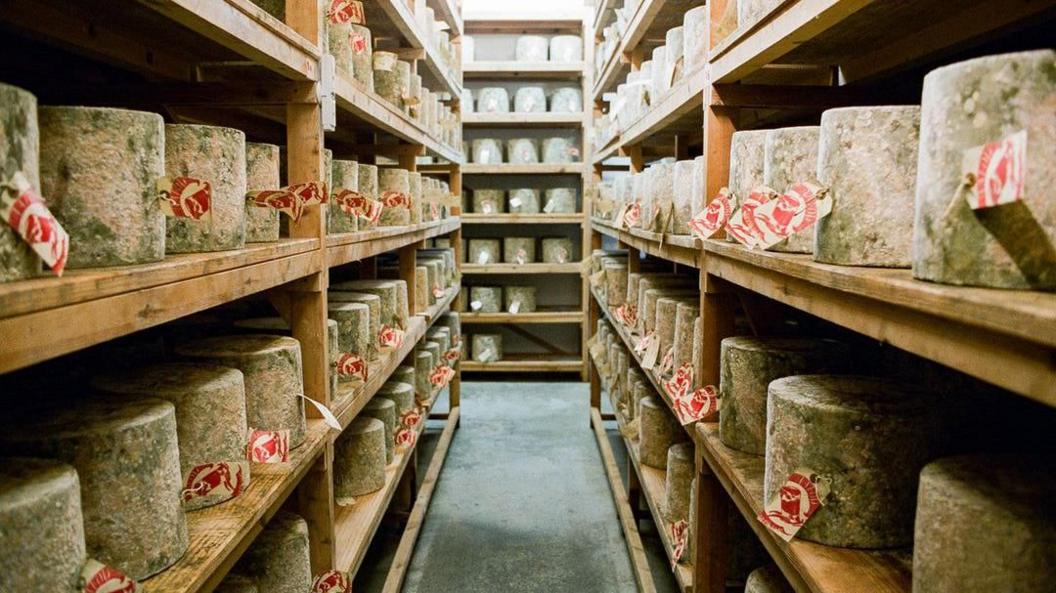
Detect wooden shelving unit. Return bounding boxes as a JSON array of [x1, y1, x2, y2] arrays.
[[462, 112, 585, 128], [0, 1, 466, 591], [462, 262, 582, 275], [462, 163, 586, 175], [460, 354, 583, 373], [462, 310, 583, 324], [464, 61, 585, 79], [463, 213, 583, 224]]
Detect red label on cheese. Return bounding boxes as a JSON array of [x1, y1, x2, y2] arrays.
[[429, 364, 456, 387], [757, 469, 831, 542], [333, 189, 382, 223], [670, 520, 689, 568], [663, 362, 694, 402], [395, 426, 417, 449], [688, 188, 733, 241], [247, 429, 290, 463], [444, 347, 461, 363], [963, 130, 1027, 209], [379, 325, 404, 349], [673, 384, 719, 425], [312, 570, 351, 593], [181, 461, 248, 507], [752, 181, 831, 248], [248, 181, 327, 223], [327, 0, 365, 24], [380, 191, 412, 209], [1, 172, 69, 276], [336, 352, 368, 382], [158, 175, 212, 221], [81, 559, 140, 593], [350, 32, 367, 54], [613, 303, 637, 328]]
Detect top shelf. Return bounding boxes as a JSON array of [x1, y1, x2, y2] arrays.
[[465, 14, 585, 34], [366, 0, 463, 96], [428, 0, 464, 37]]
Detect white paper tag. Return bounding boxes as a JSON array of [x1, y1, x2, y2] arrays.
[[477, 251, 489, 264], [510, 197, 523, 208], [543, 199, 557, 213], [300, 394, 342, 430], [509, 300, 521, 314], [470, 300, 483, 311]]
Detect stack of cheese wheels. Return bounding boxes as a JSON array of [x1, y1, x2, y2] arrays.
[[639, 396, 687, 468], [0, 458, 86, 592], [656, 296, 697, 365], [378, 168, 411, 226], [472, 334, 503, 362], [176, 334, 308, 448], [329, 291, 381, 360], [1, 398, 187, 579], [913, 454, 1056, 593], [914, 50, 1056, 289], [373, 51, 402, 107], [358, 163, 379, 229], [763, 126, 819, 253], [360, 397, 397, 463], [164, 124, 247, 253], [408, 171, 423, 224], [329, 158, 359, 234], [766, 375, 949, 547], [814, 106, 921, 267], [234, 511, 312, 592], [334, 417, 387, 499], [244, 142, 281, 242], [427, 328, 452, 366], [0, 83, 40, 281], [745, 565, 795, 593], [349, 25, 373, 91], [91, 362, 249, 510], [39, 106, 165, 268], [642, 287, 697, 335], [664, 443, 693, 522], [231, 316, 341, 396], [719, 337, 847, 456]]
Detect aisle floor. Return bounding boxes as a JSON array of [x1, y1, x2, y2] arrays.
[[358, 381, 678, 593]]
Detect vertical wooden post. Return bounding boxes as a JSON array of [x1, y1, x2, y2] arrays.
[[580, 13, 594, 383], [449, 176, 463, 416], [297, 446, 335, 577], [627, 143, 644, 174], [693, 455, 730, 593], [399, 243, 418, 316]]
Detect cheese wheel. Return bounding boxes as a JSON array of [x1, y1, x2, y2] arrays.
[[378, 168, 411, 226], [914, 50, 1056, 289], [745, 565, 795, 593], [0, 458, 86, 592], [328, 302, 371, 372], [244, 142, 281, 242], [329, 159, 359, 234], [373, 51, 402, 107], [766, 375, 949, 548], [472, 334, 503, 362], [426, 328, 452, 366], [814, 107, 921, 267], [913, 454, 1056, 593], [333, 280, 400, 328], [421, 341, 442, 377], [476, 89, 509, 114], [91, 362, 249, 510], [360, 397, 396, 464], [235, 511, 311, 593], [469, 286, 502, 313], [549, 87, 582, 113], [542, 137, 576, 164], [639, 396, 687, 468], [508, 188, 541, 213], [727, 130, 768, 237], [1, 398, 187, 579], [544, 188, 576, 213], [468, 238, 501, 265], [393, 365, 417, 393], [515, 35, 548, 61], [656, 297, 696, 363], [507, 138, 539, 164], [642, 288, 697, 334], [672, 302, 700, 382], [408, 172, 422, 224], [334, 417, 387, 498], [414, 351, 433, 397], [39, 107, 166, 268], [440, 312, 461, 345], [328, 292, 380, 360], [175, 335, 307, 448], [215, 573, 258, 593], [683, 7, 708, 73], [472, 138, 503, 164], [505, 286, 537, 313], [671, 159, 697, 234], [549, 35, 582, 63], [0, 83, 40, 281], [378, 381, 416, 420], [164, 124, 246, 253], [504, 236, 536, 263], [664, 443, 693, 522], [349, 24, 374, 92], [604, 261, 628, 306], [763, 126, 819, 253], [541, 237, 574, 263], [414, 265, 429, 310]]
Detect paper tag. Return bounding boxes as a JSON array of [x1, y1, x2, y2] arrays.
[[688, 188, 733, 241], [477, 250, 490, 264], [379, 325, 404, 349], [613, 303, 637, 327], [429, 364, 456, 387], [247, 181, 327, 223], [312, 570, 351, 593], [1, 172, 69, 276], [670, 520, 689, 567], [751, 182, 832, 249], [401, 408, 422, 429], [569, 146, 581, 159], [758, 469, 832, 542], [444, 347, 461, 363], [481, 199, 496, 214], [515, 248, 528, 265], [555, 246, 569, 263], [157, 175, 212, 221], [509, 196, 523, 208], [673, 384, 719, 425], [663, 362, 694, 402], [433, 285, 446, 299], [635, 331, 656, 363], [478, 347, 497, 362], [333, 189, 383, 223], [380, 191, 412, 209], [658, 347, 674, 377], [725, 187, 775, 248], [335, 352, 368, 382], [181, 460, 249, 508], [469, 300, 483, 311], [962, 130, 1027, 210], [509, 300, 521, 314], [543, 198, 557, 213], [247, 429, 289, 463], [327, 0, 365, 24], [395, 426, 418, 449], [81, 559, 140, 593], [350, 32, 367, 54], [300, 394, 342, 430], [616, 203, 641, 229]]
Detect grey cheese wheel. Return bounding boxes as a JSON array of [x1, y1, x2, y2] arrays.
[[378, 381, 417, 430], [763, 126, 819, 253], [765, 375, 949, 548], [656, 297, 696, 364], [421, 341, 442, 374], [639, 396, 687, 468], [360, 397, 397, 463], [542, 137, 577, 164], [164, 124, 247, 252], [814, 106, 920, 267], [509, 188, 541, 213], [472, 138, 503, 164], [476, 88, 510, 113], [727, 129, 768, 216], [91, 363, 249, 510], [333, 281, 397, 328], [544, 188, 576, 213], [472, 334, 503, 362], [719, 337, 847, 456], [349, 24, 374, 92], [473, 189, 505, 214], [230, 316, 339, 398], [516, 35, 548, 61], [0, 398, 187, 579], [328, 302, 371, 376], [0, 83, 41, 281], [328, 292, 380, 360], [604, 261, 628, 306], [0, 458, 86, 593], [549, 35, 582, 63], [215, 574, 258, 593], [515, 87, 547, 113], [671, 159, 698, 234], [505, 285, 536, 313], [329, 159, 358, 234], [664, 443, 693, 522], [408, 172, 422, 224], [393, 365, 417, 393], [745, 565, 795, 593], [683, 6, 708, 73], [334, 417, 387, 498], [469, 285, 502, 313], [414, 264, 429, 310], [550, 87, 582, 113], [235, 510, 311, 593], [642, 288, 697, 335], [414, 351, 433, 398], [426, 329, 452, 366], [468, 238, 501, 265], [373, 51, 402, 107], [245, 142, 281, 242], [672, 302, 700, 383], [39, 107, 165, 268], [440, 312, 461, 347], [175, 335, 307, 448], [914, 50, 1056, 289], [378, 167, 411, 226], [913, 454, 1056, 593], [541, 237, 574, 263], [357, 163, 379, 230], [503, 236, 536, 263], [507, 138, 539, 164]]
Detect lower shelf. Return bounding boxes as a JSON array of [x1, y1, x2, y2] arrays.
[[461, 310, 583, 324], [460, 354, 583, 373]]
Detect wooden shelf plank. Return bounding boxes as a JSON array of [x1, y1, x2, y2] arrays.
[[703, 240, 1056, 406], [591, 219, 701, 268], [463, 61, 585, 79], [462, 213, 583, 224], [428, 0, 464, 36], [464, 14, 585, 33], [326, 217, 461, 268], [591, 0, 690, 100], [696, 423, 912, 593], [142, 420, 330, 593], [462, 262, 583, 274], [463, 163, 585, 175], [462, 112, 585, 128], [367, 0, 462, 96], [461, 310, 584, 324], [461, 355, 583, 372]]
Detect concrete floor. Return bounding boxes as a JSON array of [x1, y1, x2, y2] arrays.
[[356, 381, 679, 593]]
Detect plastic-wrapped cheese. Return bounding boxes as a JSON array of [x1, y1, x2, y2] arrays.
[[505, 285, 537, 313], [472, 139, 503, 164], [914, 50, 1056, 289], [542, 137, 578, 163], [334, 417, 387, 498], [515, 35, 548, 61], [469, 285, 502, 313], [683, 7, 708, 73], [360, 397, 396, 463], [549, 35, 582, 62], [164, 124, 247, 252], [550, 87, 582, 113], [766, 375, 949, 548], [235, 511, 311, 593], [378, 168, 411, 226], [1, 398, 187, 579], [544, 188, 576, 213], [815, 106, 920, 267], [244, 142, 281, 242], [639, 396, 686, 468], [763, 126, 819, 253], [39, 107, 166, 267], [472, 333, 503, 362], [175, 335, 307, 448], [503, 236, 536, 264], [329, 291, 380, 360], [0, 458, 86, 593], [913, 454, 1056, 593], [541, 237, 574, 263], [509, 188, 541, 213], [664, 442, 693, 522], [515, 87, 547, 113], [329, 159, 359, 234], [468, 238, 501, 265], [0, 83, 40, 282], [477, 88, 510, 113], [91, 363, 249, 510]]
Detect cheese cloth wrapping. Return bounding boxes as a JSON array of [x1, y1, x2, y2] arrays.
[[472, 139, 503, 164], [504, 286, 537, 313], [477, 87, 510, 113], [468, 238, 500, 265], [469, 286, 502, 313], [472, 334, 503, 362]]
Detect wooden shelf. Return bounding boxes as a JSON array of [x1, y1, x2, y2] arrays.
[[591, 219, 701, 268], [463, 112, 585, 128], [708, 0, 1056, 84], [462, 213, 583, 224], [461, 354, 583, 373], [0, 239, 321, 374], [461, 310, 583, 324], [462, 262, 583, 274], [704, 240, 1056, 406], [366, 0, 462, 96], [464, 14, 585, 33], [464, 61, 585, 79], [327, 217, 461, 268], [463, 163, 585, 175], [696, 423, 912, 593], [142, 419, 330, 593], [427, 0, 465, 43], [591, 0, 620, 33]]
